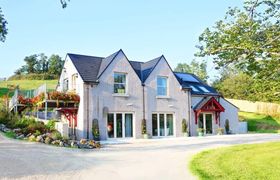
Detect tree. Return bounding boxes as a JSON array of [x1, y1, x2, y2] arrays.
[[0, 8, 7, 42], [196, 0, 280, 103], [24, 55, 38, 74], [48, 54, 64, 75], [174, 59, 209, 82], [196, 0, 280, 75]]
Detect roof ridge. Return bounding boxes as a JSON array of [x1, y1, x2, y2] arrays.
[[67, 53, 104, 59]]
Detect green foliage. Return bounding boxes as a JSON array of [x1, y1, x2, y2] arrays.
[[239, 111, 280, 133], [92, 119, 100, 139], [225, 119, 230, 134], [13, 54, 64, 79], [4, 131, 16, 139], [197, 0, 280, 103], [50, 130, 62, 140], [174, 59, 209, 82], [34, 130, 41, 136], [22, 121, 47, 135], [182, 119, 187, 133], [190, 142, 280, 180], [0, 7, 7, 42], [46, 120, 57, 131], [141, 119, 147, 134]]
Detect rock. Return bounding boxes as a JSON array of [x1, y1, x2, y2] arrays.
[[88, 140, 95, 146], [13, 128, 21, 133], [16, 134, 25, 139], [51, 140, 60, 146], [80, 139, 87, 145], [26, 133, 32, 137], [95, 142, 101, 148], [3, 128, 11, 133], [44, 137, 52, 144], [71, 141, 78, 148], [36, 135, 43, 142], [28, 135, 36, 142], [59, 141, 64, 147], [0, 124, 6, 131]]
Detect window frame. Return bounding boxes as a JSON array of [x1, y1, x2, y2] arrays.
[[113, 72, 127, 94], [157, 76, 168, 96]]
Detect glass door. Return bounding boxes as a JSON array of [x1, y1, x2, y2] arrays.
[[125, 114, 133, 137], [205, 114, 213, 134], [107, 113, 133, 138], [152, 113, 174, 137]]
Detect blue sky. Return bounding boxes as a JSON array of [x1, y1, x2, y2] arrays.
[[0, 0, 243, 81]]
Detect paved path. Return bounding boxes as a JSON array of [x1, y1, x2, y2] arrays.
[[0, 133, 279, 180]]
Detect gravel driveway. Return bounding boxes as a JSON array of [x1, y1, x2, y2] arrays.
[[0, 133, 279, 180]]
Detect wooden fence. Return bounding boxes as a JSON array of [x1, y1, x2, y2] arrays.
[[226, 98, 280, 117]]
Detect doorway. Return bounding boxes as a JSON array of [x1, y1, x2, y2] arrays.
[[107, 113, 133, 138], [198, 113, 213, 135]]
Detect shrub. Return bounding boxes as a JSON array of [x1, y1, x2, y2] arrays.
[[14, 117, 36, 129], [50, 130, 62, 140], [225, 119, 230, 134], [182, 119, 187, 133], [22, 121, 47, 135], [0, 109, 9, 125], [4, 131, 16, 139], [92, 119, 100, 140], [44, 137, 52, 144], [34, 130, 41, 136], [141, 119, 147, 135], [46, 119, 57, 130]]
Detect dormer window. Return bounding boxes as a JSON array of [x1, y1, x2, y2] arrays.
[[157, 76, 168, 96], [114, 72, 126, 94]]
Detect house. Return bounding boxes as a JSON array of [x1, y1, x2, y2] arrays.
[[57, 49, 239, 140]]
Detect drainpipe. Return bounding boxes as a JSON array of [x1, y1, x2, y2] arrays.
[[86, 84, 89, 139], [188, 90, 192, 136], [142, 84, 145, 121]]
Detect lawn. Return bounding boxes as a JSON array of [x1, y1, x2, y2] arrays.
[[0, 80, 58, 97], [190, 142, 280, 180], [239, 111, 280, 133]]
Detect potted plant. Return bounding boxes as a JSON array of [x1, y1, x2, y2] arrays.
[[225, 119, 230, 134], [217, 128, 224, 135], [141, 119, 148, 139], [182, 119, 188, 137], [197, 128, 204, 136], [92, 119, 100, 141]]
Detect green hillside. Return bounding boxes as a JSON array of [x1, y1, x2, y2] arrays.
[[0, 80, 58, 97]]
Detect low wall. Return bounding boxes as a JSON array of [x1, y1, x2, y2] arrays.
[[226, 98, 280, 116]]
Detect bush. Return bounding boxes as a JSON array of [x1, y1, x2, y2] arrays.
[[141, 119, 147, 135], [14, 117, 36, 129], [0, 110, 9, 125], [50, 130, 62, 140], [4, 131, 16, 138], [22, 121, 47, 135], [182, 119, 187, 133], [46, 119, 57, 130], [225, 119, 230, 134]]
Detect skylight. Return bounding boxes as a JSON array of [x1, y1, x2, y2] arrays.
[[198, 86, 210, 93], [190, 85, 199, 92]]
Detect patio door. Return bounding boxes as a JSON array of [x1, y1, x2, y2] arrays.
[[198, 113, 213, 134], [152, 113, 174, 137], [107, 113, 133, 138]]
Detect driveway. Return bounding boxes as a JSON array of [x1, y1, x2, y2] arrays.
[[0, 133, 280, 180]]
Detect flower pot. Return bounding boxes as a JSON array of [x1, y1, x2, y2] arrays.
[[143, 134, 149, 139], [198, 132, 204, 136]]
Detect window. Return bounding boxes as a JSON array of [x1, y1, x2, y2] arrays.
[[72, 73, 78, 91], [107, 113, 133, 138], [114, 73, 126, 94], [152, 113, 174, 137], [157, 76, 167, 96], [63, 78, 69, 92]]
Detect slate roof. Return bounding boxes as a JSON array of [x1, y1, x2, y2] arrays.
[[67, 50, 220, 96], [67, 53, 103, 83]]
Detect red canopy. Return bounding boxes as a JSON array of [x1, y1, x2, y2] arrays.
[[194, 97, 225, 125]]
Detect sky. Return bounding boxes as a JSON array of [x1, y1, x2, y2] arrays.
[[0, 0, 243, 81]]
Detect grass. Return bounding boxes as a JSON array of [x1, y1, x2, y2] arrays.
[[0, 80, 58, 97], [190, 142, 280, 180], [3, 131, 17, 138], [239, 111, 280, 133]]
